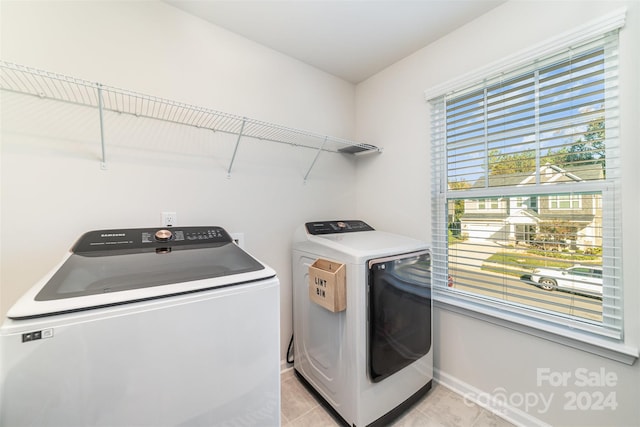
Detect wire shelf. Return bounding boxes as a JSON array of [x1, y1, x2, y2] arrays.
[[0, 61, 380, 176]]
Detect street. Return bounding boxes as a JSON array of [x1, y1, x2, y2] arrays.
[[448, 267, 603, 322]]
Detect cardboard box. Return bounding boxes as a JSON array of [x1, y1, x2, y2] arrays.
[[309, 259, 346, 312]]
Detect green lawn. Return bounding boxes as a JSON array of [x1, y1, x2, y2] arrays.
[[482, 249, 602, 275], [485, 252, 573, 270]]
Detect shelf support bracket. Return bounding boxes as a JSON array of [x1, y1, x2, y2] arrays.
[[227, 118, 246, 178], [304, 136, 328, 183], [97, 84, 107, 170]]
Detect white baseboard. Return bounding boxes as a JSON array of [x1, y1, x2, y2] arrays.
[[434, 368, 551, 427]]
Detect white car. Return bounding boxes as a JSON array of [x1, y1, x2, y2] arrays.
[[530, 265, 603, 298]]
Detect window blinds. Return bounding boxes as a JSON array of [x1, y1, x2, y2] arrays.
[[430, 30, 622, 339]]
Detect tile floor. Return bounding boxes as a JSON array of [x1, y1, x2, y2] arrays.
[[280, 369, 515, 427]]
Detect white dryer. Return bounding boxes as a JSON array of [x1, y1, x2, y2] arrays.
[[292, 220, 432, 426]]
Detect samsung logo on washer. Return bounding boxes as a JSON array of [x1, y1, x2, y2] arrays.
[[101, 233, 126, 238]]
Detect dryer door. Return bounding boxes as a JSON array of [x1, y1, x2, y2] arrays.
[[368, 250, 431, 383]]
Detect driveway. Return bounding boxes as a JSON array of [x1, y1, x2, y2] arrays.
[[448, 239, 503, 270]]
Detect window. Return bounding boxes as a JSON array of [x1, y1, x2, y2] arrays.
[[549, 194, 581, 209], [429, 29, 624, 344], [478, 198, 499, 210]]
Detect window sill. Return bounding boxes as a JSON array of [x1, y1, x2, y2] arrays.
[[433, 288, 638, 365]]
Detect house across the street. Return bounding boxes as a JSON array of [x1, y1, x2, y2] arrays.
[[457, 163, 603, 250]]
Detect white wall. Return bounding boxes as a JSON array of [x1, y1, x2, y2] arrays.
[[355, 1, 640, 426], [0, 1, 358, 362]]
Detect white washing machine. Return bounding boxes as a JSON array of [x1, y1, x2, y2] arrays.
[[0, 226, 280, 426], [292, 220, 432, 426]]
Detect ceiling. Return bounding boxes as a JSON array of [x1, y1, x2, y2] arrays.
[[165, 0, 505, 83]]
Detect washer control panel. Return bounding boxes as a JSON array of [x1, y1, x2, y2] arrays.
[[73, 226, 232, 253], [305, 220, 374, 235]]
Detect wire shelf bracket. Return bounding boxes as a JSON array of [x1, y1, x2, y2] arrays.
[[97, 84, 107, 170], [304, 136, 327, 183], [227, 118, 246, 178], [0, 61, 382, 177]]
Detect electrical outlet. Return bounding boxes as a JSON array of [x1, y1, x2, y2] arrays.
[[161, 212, 177, 227]]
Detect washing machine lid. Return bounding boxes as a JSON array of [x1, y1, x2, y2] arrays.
[[7, 227, 276, 319]]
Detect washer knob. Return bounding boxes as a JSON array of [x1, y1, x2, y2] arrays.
[[155, 229, 173, 241]]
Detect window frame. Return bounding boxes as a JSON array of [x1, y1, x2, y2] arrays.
[[426, 9, 637, 364]]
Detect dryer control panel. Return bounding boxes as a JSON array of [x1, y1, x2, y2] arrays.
[[305, 220, 374, 235]]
